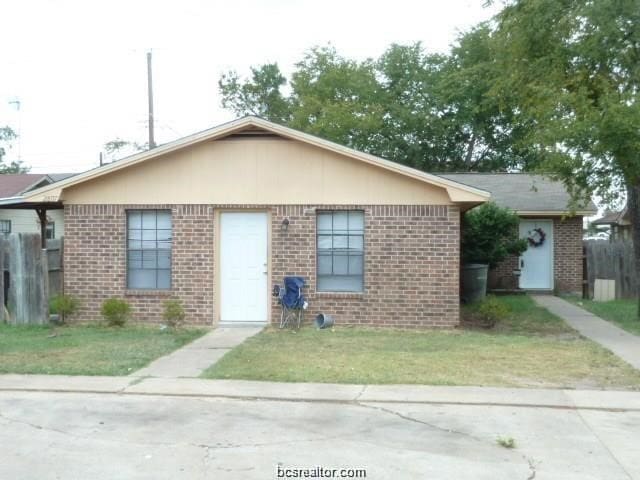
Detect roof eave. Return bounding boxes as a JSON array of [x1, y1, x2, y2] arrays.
[[516, 210, 596, 216]]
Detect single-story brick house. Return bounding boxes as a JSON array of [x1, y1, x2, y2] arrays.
[[441, 173, 597, 294], [17, 117, 591, 326]]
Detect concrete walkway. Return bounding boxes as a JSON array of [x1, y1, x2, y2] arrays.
[[533, 295, 640, 370], [1, 374, 640, 410], [131, 326, 263, 378]]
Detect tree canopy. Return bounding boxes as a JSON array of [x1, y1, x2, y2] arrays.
[[490, 0, 640, 208], [219, 37, 540, 173], [0, 126, 28, 174]]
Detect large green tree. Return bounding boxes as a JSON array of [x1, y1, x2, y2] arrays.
[[489, 0, 640, 313], [219, 39, 538, 172], [0, 126, 28, 174]]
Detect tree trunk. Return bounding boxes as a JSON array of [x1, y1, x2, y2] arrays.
[[627, 181, 640, 318]]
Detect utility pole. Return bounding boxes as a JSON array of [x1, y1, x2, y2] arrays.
[[147, 50, 156, 149], [8, 99, 21, 161]]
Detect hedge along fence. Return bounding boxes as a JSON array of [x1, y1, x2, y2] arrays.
[[0, 234, 64, 325], [584, 240, 637, 299]]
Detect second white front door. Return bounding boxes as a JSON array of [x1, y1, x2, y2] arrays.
[[220, 212, 268, 322], [519, 219, 554, 290]]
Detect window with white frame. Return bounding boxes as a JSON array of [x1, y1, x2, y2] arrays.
[[0, 220, 10, 236], [316, 210, 364, 292], [127, 210, 172, 289]]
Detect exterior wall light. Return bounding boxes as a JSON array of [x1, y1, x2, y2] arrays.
[[281, 218, 290, 232]]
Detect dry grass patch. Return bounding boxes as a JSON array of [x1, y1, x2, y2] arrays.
[[0, 324, 206, 376], [203, 296, 640, 389]]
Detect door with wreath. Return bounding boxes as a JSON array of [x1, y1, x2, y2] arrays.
[[518, 219, 554, 290]]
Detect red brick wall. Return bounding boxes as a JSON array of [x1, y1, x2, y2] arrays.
[[487, 216, 583, 293], [64, 204, 215, 325], [271, 205, 460, 328], [64, 204, 460, 327], [553, 216, 583, 293]]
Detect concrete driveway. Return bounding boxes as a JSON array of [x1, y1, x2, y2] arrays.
[[1, 390, 638, 479]]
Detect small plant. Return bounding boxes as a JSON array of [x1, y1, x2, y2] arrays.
[[49, 294, 80, 324], [163, 298, 185, 328], [477, 296, 511, 328], [101, 298, 131, 327], [496, 436, 516, 449]]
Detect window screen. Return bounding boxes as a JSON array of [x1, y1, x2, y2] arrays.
[[127, 210, 172, 289], [0, 220, 10, 236], [316, 210, 364, 292], [46, 222, 55, 240]]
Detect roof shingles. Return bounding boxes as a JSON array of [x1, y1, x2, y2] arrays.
[[438, 173, 597, 214]]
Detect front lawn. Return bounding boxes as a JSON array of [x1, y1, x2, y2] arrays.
[[565, 297, 640, 336], [0, 324, 206, 376], [203, 295, 640, 389]]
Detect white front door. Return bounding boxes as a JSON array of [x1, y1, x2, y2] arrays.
[[519, 219, 554, 290], [220, 212, 268, 322]]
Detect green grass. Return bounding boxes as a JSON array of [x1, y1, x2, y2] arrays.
[[565, 296, 640, 336], [0, 323, 206, 376], [202, 295, 640, 389]]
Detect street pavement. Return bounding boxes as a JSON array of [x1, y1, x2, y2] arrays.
[[1, 387, 639, 479]]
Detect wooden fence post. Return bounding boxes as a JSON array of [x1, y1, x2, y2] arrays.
[[583, 240, 637, 300], [7, 233, 49, 325], [0, 238, 6, 323]]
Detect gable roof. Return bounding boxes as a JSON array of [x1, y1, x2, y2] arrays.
[[22, 117, 490, 205], [48, 173, 77, 183], [592, 207, 629, 226], [438, 173, 597, 215], [0, 174, 52, 198]]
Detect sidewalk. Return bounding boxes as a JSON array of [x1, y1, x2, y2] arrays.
[[1, 374, 639, 411], [132, 326, 263, 378], [533, 295, 640, 370]]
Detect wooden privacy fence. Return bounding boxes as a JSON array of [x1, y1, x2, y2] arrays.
[[584, 239, 637, 299], [0, 234, 64, 325]]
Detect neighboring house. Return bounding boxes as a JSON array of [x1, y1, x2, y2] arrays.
[[18, 117, 489, 328], [592, 208, 630, 241], [440, 173, 597, 293], [0, 173, 75, 239]]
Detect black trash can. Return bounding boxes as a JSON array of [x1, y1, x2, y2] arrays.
[[461, 263, 489, 303]]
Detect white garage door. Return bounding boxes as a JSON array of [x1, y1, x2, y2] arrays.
[[220, 212, 268, 323]]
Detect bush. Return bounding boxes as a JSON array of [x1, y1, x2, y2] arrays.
[[49, 294, 80, 324], [163, 298, 185, 328], [101, 298, 131, 327], [462, 202, 528, 268], [477, 296, 511, 327]]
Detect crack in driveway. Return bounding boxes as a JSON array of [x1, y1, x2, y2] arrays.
[[358, 402, 540, 480], [357, 402, 487, 443]]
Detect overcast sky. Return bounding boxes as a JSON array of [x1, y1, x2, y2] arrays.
[[0, 0, 499, 174]]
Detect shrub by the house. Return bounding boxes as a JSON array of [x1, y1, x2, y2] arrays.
[[101, 298, 131, 327], [163, 299, 186, 328], [462, 202, 528, 268], [49, 294, 80, 324], [477, 295, 511, 328]]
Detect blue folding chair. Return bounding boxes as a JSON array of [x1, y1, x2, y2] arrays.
[[276, 276, 307, 329]]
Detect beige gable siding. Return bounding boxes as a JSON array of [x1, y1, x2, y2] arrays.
[[61, 138, 452, 205]]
